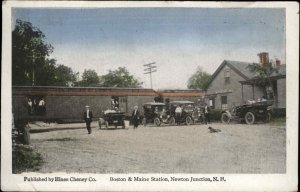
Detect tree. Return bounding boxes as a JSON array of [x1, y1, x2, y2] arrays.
[[12, 19, 53, 85], [78, 69, 100, 86], [247, 62, 278, 101], [101, 67, 143, 88], [187, 67, 211, 90], [52, 64, 79, 86], [12, 20, 79, 86]]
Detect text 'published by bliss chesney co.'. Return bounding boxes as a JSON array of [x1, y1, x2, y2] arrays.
[[24, 176, 97, 182]]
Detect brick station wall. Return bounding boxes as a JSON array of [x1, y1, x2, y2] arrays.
[[12, 86, 205, 122]]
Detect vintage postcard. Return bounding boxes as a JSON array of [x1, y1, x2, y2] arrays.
[[1, 1, 298, 191]]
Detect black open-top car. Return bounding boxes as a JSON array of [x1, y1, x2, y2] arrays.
[[99, 110, 126, 129], [169, 101, 204, 125], [142, 102, 175, 126], [221, 100, 273, 124]]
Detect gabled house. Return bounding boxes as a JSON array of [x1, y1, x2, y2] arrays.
[[205, 60, 286, 110]]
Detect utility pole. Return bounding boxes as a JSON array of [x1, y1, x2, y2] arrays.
[[144, 62, 157, 89], [26, 49, 41, 86]]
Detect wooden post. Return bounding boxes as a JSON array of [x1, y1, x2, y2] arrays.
[[241, 84, 244, 103]]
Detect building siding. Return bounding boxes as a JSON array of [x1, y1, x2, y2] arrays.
[[206, 64, 246, 109], [276, 78, 286, 108]]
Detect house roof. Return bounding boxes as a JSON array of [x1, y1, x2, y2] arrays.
[[271, 64, 286, 77], [226, 60, 258, 79], [206, 60, 257, 89], [206, 60, 286, 89], [239, 64, 286, 85]]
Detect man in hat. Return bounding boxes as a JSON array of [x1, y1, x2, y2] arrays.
[[83, 106, 93, 134], [131, 105, 140, 129], [203, 103, 211, 124]]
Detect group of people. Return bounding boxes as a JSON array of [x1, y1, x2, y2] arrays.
[[27, 98, 46, 116]]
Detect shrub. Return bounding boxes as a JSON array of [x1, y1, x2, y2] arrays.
[[12, 144, 43, 173], [272, 108, 286, 118]]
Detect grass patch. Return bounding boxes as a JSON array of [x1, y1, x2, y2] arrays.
[[12, 144, 43, 173], [270, 117, 286, 126]]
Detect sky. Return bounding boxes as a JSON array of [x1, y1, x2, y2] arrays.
[[12, 8, 285, 89]]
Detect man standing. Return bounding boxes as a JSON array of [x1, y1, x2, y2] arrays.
[[175, 105, 182, 125], [204, 103, 210, 124], [27, 98, 33, 115], [131, 106, 140, 129], [83, 106, 93, 134], [38, 98, 46, 115]]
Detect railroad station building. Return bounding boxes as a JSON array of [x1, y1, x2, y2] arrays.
[[12, 86, 204, 122]]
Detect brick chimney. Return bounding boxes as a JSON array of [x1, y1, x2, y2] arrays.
[[258, 52, 269, 64]]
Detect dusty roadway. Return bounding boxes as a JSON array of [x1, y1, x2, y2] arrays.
[[30, 123, 286, 173]]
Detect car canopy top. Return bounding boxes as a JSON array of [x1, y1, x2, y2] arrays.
[[170, 101, 194, 105], [143, 102, 166, 106]]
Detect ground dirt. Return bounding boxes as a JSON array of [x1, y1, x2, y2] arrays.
[[30, 122, 286, 173]]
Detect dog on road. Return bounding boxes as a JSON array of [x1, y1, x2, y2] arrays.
[[208, 126, 221, 133]]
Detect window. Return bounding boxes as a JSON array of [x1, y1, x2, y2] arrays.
[[119, 96, 127, 103], [224, 67, 230, 84], [209, 98, 215, 109], [111, 96, 119, 109], [221, 95, 228, 110]]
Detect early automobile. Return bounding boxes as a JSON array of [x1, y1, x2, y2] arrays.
[[169, 101, 205, 125], [98, 110, 126, 129], [142, 102, 175, 126], [221, 100, 273, 124]]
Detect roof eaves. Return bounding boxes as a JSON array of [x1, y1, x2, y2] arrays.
[[205, 60, 250, 90], [205, 60, 227, 90], [226, 61, 250, 80]]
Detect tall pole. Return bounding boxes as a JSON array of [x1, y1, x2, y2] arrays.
[[150, 70, 153, 89], [27, 49, 41, 86], [144, 62, 157, 89], [32, 51, 35, 86]]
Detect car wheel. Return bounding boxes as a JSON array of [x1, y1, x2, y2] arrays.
[[154, 117, 161, 126], [169, 117, 176, 125], [221, 113, 231, 124], [186, 116, 192, 125], [245, 112, 255, 124]]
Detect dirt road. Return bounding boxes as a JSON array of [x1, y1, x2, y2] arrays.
[[30, 123, 286, 173]]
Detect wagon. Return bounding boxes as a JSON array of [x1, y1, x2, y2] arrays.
[[221, 101, 273, 124], [99, 111, 126, 129]]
